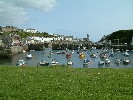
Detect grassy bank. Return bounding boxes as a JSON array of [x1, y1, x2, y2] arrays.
[[0, 66, 133, 100]]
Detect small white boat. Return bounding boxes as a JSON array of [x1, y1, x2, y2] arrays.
[[49, 51, 54, 55], [90, 53, 97, 58], [98, 61, 104, 66], [57, 51, 66, 54], [71, 50, 74, 54], [30, 50, 35, 51], [105, 59, 110, 64], [67, 60, 73, 65], [126, 49, 130, 52], [115, 49, 120, 52], [110, 48, 115, 57], [91, 47, 96, 50], [115, 58, 121, 64], [99, 53, 107, 58], [17, 59, 25, 66], [26, 54, 32, 59], [123, 59, 130, 65], [50, 60, 58, 65], [123, 52, 129, 56], [56, 51, 61, 54], [39, 61, 49, 66], [82, 47, 87, 51]]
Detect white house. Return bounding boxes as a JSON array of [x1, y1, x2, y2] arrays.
[[33, 37, 53, 43], [24, 28, 37, 33], [26, 36, 53, 44], [53, 35, 64, 41], [52, 34, 73, 42], [64, 36, 73, 41]]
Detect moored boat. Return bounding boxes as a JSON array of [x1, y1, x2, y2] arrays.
[[115, 58, 121, 64], [90, 53, 97, 58], [49, 51, 54, 54], [123, 59, 130, 65], [39, 61, 49, 66], [77, 50, 80, 54], [26, 54, 32, 59], [67, 60, 73, 65], [71, 50, 74, 54], [57, 51, 66, 54], [83, 59, 91, 65], [105, 59, 110, 64], [123, 52, 129, 56], [98, 61, 104, 66], [66, 53, 71, 58], [50, 59, 59, 65], [16, 59, 25, 66], [110, 48, 115, 57], [79, 52, 85, 58], [99, 53, 107, 58]]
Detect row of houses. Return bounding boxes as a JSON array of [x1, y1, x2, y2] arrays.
[[0, 34, 93, 47], [0, 26, 94, 47]]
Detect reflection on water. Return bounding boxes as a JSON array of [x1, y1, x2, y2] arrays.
[[0, 48, 133, 68], [0, 56, 12, 65]]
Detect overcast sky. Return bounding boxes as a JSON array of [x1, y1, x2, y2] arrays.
[[0, 0, 133, 42]]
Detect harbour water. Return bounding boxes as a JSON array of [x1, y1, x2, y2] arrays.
[[0, 48, 133, 68]]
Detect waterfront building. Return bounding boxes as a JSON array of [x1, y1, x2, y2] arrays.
[[53, 34, 73, 43], [26, 36, 53, 44]]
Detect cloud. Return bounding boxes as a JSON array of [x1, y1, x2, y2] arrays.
[[0, 0, 56, 25], [6, 0, 56, 12]]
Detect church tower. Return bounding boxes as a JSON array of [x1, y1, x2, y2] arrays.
[[87, 34, 89, 42]]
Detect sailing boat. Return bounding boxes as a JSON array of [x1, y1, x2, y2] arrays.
[[123, 58, 130, 65], [123, 51, 129, 56], [110, 48, 114, 57], [39, 46, 49, 66]]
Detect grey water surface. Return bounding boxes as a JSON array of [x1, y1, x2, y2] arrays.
[[0, 48, 133, 68]]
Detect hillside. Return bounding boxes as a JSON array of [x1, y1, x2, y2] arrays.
[[0, 31, 52, 38], [100, 30, 133, 45]]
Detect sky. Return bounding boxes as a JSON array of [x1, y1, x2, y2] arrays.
[[0, 0, 133, 42]]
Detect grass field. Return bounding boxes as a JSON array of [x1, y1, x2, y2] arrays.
[[0, 66, 133, 100]]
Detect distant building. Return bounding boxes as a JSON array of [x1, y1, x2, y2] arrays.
[[24, 28, 37, 33], [87, 34, 89, 42], [52, 34, 73, 42], [26, 36, 53, 44], [0, 26, 18, 32], [64, 36, 73, 41], [83, 38, 88, 42]]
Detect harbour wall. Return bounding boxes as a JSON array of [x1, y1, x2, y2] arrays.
[[1, 43, 133, 57], [52, 43, 133, 50], [28, 43, 52, 51], [52, 43, 102, 50]]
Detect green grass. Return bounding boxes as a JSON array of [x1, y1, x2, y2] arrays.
[[0, 66, 133, 100]]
